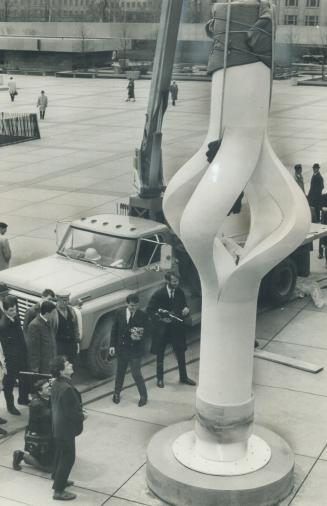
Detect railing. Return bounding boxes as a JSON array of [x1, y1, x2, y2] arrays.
[[0, 112, 40, 146]]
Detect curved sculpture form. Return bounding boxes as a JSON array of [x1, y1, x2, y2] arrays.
[[163, 0, 311, 468]]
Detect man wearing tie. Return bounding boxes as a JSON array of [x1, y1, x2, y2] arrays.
[[109, 294, 148, 407], [147, 271, 196, 388]]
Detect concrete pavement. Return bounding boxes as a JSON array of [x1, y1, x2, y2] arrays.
[[0, 76, 326, 504]]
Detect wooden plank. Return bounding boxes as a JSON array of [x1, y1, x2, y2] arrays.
[[254, 350, 323, 374]]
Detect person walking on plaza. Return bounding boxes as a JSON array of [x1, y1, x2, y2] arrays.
[[109, 294, 148, 407], [126, 78, 135, 102], [8, 77, 17, 102], [13, 378, 54, 472], [55, 290, 79, 365], [147, 271, 196, 389], [169, 81, 178, 106], [23, 288, 57, 336], [37, 90, 48, 119], [294, 164, 305, 193], [50, 355, 84, 502], [27, 300, 57, 375], [308, 163, 324, 223], [0, 222, 11, 271], [0, 341, 8, 437], [0, 295, 29, 416]]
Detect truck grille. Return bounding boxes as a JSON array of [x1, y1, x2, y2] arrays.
[[9, 290, 40, 326]]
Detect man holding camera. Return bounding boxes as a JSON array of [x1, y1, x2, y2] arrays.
[[147, 271, 196, 388], [109, 294, 148, 407]]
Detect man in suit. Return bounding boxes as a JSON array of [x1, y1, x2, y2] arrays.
[[109, 294, 148, 407], [55, 290, 80, 365], [308, 162, 324, 223], [0, 295, 29, 415], [147, 271, 196, 388], [50, 355, 84, 501], [23, 288, 57, 337], [0, 222, 11, 271], [26, 301, 57, 375]]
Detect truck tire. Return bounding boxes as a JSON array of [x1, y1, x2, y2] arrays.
[[265, 258, 297, 305], [87, 315, 115, 379]]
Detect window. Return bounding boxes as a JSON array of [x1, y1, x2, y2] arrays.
[[306, 0, 319, 6], [137, 235, 163, 267], [284, 15, 297, 25], [285, 0, 298, 5], [305, 15, 319, 25]]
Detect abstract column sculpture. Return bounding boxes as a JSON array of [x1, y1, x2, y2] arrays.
[[146, 1, 311, 505]]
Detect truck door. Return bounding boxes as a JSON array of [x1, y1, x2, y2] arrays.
[[134, 233, 166, 308]]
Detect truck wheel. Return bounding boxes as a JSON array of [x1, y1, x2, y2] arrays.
[[87, 315, 115, 379], [266, 258, 297, 305]]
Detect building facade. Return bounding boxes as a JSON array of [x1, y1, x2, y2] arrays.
[[276, 0, 327, 26]]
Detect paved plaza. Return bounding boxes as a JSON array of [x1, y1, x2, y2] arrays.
[[0, 75, 327, 504]]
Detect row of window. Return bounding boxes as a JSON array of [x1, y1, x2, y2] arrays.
[[285, 0, 319, 6], [284, 14, 319, 25]]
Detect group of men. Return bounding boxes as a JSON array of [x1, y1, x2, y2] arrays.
[[0, 286, 79, 427], [109, 270, 196, 408]]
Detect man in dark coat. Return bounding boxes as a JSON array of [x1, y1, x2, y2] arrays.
[[23, 288, 56, 336], [50, 355, 84, 501], [169, 81, 178, 106], [109, 294, 148, 406], [147, 271, 196, 388], [0, 295, 29, 415], [13, 378, 54, 472], [307, 162, 324, 223], [55, 290, 80, 365], [126, 78, 135, 102], [26, 301, 57, 375]]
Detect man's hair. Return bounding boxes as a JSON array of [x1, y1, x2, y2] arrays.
[[126, 293, 139, 304], [0, 222, 8, 229], [33, 378, 49, 394], [50, 355, 66, 378], [294, 164, 302, 171], [165, 271, 179, 282], [40, 300, 56, 315], [42, 288, 55, 299], [3, 295, 17, 310], [313, 163, 320, 169], [41, 90, 45, 93]]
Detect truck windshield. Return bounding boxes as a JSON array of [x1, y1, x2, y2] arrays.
[[58, 227, 137, 269]]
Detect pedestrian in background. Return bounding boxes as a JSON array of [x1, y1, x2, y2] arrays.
[[109, 294, 148, 407], [0, 295, 29, 416], [50, 355, 85, 502], [37, 90, 48, 119], [308, 162, 324, 223], [8, 77, 17, 102], [55, 290, 79, 365], [0, 341, 8, 437], [0, 222, 11, 271], [169, 81, 178, 106], [126, 78, 135, 102], [294, 164, 305, 193], [27, 301, 57, 375], [147, 271, 196, 389]]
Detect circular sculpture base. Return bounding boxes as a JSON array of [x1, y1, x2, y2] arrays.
[[173, 432, 271, 476], [146, 422, 294, 506]]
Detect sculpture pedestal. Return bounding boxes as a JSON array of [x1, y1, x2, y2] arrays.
[[146, 422, 294, 506]]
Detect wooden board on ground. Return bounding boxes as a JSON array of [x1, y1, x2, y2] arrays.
[[254, 349, 323, 374]]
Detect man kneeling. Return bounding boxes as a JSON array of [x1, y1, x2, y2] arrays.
[[13, 378, 53, 472]]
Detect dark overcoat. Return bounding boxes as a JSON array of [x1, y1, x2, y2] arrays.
[[308, 172, 324, 207], [147, 285, 187, 354], [26, 315, 57, 374], [110, 308, 147, 357], [0, 314, 28, 371], [50, 376, 83, 440]]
